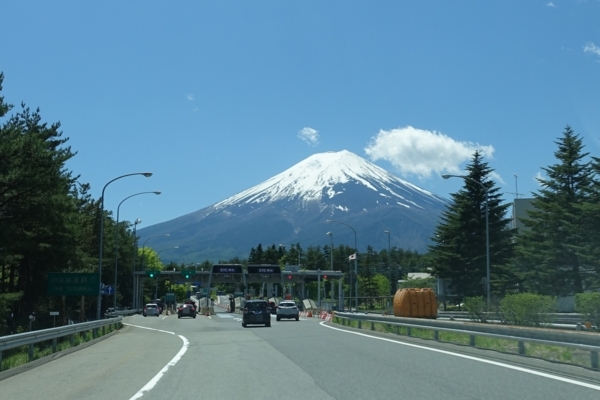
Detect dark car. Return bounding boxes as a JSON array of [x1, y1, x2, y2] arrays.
[[178, 303, 197, 319], [268, 301, 277, 315], [242, 299, 271, 327]]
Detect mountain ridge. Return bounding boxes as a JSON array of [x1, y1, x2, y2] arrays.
[[138, 150, 448, 263]]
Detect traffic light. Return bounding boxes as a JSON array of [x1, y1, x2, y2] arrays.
[[145, 270, 159, 278], [287, 274, 292, 280], [323, 275, 328, 280], [181, 270, 194, 279]]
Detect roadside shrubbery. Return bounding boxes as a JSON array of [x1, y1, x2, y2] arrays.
[[574, 292, 600, 330], [499, 293, 556, 327], [463, 293, 557, 327], [463, 296, 487, 322]]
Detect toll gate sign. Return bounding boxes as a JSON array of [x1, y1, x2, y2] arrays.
[[47, 273, 99, 296], [247, 265, 281, 274]]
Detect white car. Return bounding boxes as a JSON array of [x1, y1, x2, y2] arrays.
[[143, 303, 160, 317], [276, 301, 299, 321]]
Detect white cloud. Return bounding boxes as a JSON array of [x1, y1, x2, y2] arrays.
[[535, 172, 545, 186], [546, 2, 556, 7], [298, 127, 319, 146], [584, 42, 600, 60], [364, 126, 495, 179], [186, 94, 195, 101]]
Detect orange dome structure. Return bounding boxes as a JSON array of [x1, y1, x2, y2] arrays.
[[393, 288, 438, 319]]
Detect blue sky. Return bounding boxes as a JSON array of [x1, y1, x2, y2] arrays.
[[1, 1, 599, 229]]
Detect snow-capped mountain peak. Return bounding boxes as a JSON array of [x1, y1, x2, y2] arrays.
[[213, 150, 445, 211]]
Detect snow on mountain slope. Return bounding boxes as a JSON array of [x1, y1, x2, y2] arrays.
[[213, 150, 446, 212]]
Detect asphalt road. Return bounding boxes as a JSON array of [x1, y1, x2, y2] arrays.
[[2, 307, 600, 400]]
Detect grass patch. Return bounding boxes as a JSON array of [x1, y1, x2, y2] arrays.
[[1, 323, 122, 372], [332, 318, 591, 369], [525, 343, 590, 368]]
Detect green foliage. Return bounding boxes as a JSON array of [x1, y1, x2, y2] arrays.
[[514, 126, 593, 295], [574, 292, 600, 330], [499, 293, 556, 327], [429, 151, 515, 301], [398, 276, 436, 290], [463, 296, 487, 322]]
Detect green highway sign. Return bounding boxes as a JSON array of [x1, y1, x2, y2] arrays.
[[47, 273, 99, 296]]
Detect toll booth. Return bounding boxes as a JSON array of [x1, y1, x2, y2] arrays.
[[247, 265, 282, 298], [208, 264, 246, 296]]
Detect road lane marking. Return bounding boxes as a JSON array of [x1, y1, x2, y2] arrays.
[[320, 321, 600, 392], [124, 324, 189, 399]]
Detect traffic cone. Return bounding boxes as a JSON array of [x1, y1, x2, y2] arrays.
[[307, 310, 313, 318]]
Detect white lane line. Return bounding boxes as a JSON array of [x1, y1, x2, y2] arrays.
[[320, 321, 600, 392], [125, 323, 189, 399]]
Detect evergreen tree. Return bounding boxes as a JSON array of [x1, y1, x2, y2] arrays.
[[429, 151, 514, 301], [359, 245, 379, 309], [515, 126, 593, 295]]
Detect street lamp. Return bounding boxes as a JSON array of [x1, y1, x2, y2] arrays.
[[326, 220, 358, 312], [97, 172, 152, 320], [384, 230, 392, 314], [154, 246, 179, 299], [141, 234, 170, 269], [113, 191, 161, 309], [132, 218, 142, 309], [326, 232, 334, 271], [442, 174, 491, 310]]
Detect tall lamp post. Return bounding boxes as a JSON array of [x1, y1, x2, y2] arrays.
[[113, 191, 161, 309], [442, 174, 490, 310], [132, 218, 142, 309], [326, 220, 358, 312], [96, 172, 152, 320], [384, 230, 392, 314], [326, 232, 334, 270], [140, 234, 171, 270]]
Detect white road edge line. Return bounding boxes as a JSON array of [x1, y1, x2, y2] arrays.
[[319, 321, 600, 392], [124, 323, 189, 399]]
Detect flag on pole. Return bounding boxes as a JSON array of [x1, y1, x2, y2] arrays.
[[348, 253, 356, 261]]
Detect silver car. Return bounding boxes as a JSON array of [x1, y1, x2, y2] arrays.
[[276, 301, 299, 321], [143, 303, 160, 317]]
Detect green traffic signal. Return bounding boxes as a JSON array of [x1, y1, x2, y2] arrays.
[[180, 270, 194, 279], [145, 270, 159, 278]]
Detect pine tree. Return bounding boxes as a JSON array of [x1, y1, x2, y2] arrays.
[[577, 156, 600, 290], [515, 126, 592, 295], [429, 151, 514, 301]]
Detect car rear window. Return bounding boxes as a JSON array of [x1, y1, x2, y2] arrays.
[[246, 302, 267, 310], [280, 302, 296, 307], [146, 304, 157, 308]]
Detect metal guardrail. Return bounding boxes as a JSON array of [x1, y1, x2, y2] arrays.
[[437, 311, 584, 324], [334, 312, 599, 370], [0, 316, 123, 367], [104, 309, 141, 318]]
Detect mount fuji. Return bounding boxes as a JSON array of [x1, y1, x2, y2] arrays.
[[138, 150, 449, 262]]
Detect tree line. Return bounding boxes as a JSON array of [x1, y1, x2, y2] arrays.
[[429, 126, 600, 302]]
